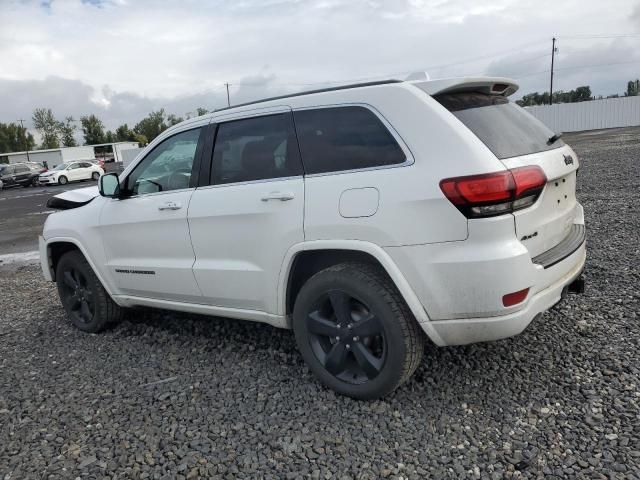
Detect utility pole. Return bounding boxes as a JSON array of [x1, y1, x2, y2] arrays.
[[225, 83, 231, 107], [17, 119, 31, 162], [549, 37, 557, 105]]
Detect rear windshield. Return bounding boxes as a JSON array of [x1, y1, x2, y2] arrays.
[[435, 92, 564, 159]]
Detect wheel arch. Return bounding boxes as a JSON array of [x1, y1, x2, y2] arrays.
[[44, 237, 115, 297], [279, 240, 443, 345]]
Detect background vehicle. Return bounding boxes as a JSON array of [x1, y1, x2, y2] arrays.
[[40, 77, 586, 399], [38, 161, 104, 185], [0, 163, 41, 188]]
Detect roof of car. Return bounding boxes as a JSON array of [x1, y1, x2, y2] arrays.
[[208, 76, 518, 115]]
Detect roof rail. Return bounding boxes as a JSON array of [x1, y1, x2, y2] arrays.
[[214, 79, 403, 113]]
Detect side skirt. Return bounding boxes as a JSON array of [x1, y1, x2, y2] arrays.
[[113, 295, 289, 329]]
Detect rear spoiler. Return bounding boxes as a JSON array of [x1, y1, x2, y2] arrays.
[[410, 77, 519, 97]]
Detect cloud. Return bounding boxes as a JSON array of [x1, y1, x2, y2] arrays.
[[0, 0, 638, 130]]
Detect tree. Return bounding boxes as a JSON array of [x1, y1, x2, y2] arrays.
[[32, 108, 62, 149], [167, 113, 183, 127], [196, 107, 209, 116], [625, 79, 640, 96], [59, 116, 77, 147], [105, 130, 115, 143], [516, 86, 592, 106], [80, 114, 106, 145], [115, 123, 134, 142], [134, 109, 168, 143], [0, 122, 36, 154]]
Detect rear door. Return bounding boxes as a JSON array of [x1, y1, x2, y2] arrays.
[[188, 110, 304, 313], [435, 92, 579, 257]]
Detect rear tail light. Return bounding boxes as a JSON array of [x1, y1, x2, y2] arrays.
[[502, 288, 529, 307], [440, 166, 546, 218]]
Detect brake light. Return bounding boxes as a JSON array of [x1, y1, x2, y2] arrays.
[[440, 166, 546, 218]]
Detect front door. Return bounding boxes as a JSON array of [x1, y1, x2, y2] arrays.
[[188, 111, 305, 313], [99, 126, 206, 302]]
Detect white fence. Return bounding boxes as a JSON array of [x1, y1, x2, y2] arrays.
[[526, 95, 640, 133]]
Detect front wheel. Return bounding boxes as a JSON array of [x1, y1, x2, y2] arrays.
[[56, 250, 123, 332], [293, 263, 424, 400], [58, 175, 68, 185]]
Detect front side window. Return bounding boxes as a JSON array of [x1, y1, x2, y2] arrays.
[[211, 113, 302, 185], [126, 127, 202, 195], [293, 106, 406, 175]]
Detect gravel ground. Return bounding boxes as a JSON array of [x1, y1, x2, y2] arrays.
[[1, 128, 639, 479]]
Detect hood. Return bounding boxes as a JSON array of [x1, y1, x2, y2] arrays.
[[47, 185, 100, 210]]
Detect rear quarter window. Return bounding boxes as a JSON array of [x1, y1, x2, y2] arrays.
[[293, 106, 406, 174], [435, 92, 564, 159]]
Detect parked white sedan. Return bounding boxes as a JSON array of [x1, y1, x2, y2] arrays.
[[39, 161, 104, 185]]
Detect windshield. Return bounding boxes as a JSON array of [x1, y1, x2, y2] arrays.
[[53, 163, 69, 171], [435, 92, 564, 159]]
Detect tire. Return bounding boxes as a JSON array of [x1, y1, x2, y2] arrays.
[[293, 263, 424, 400], [31, 177, 39, 186], [56, 250, 123, 333], [91, 172, 100, 181], [58, 175, 68, 185]]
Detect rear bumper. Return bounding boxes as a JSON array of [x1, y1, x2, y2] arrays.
[[384, 204, 586, 346], [429, 242, 585, 345]]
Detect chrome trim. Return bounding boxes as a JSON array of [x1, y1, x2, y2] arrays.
[[195, 175, 303, 191]]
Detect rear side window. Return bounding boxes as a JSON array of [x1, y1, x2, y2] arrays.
[[293, 106, 406, 175], [435, 92, 564, 159], [211, 113, 302, 185], [15, 165, 29, 173]]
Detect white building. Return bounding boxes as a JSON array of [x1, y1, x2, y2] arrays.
[[0, 142, 140, 168], [2, 146, 95, 168]]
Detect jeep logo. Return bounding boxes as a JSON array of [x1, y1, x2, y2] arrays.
[[563, 154, 574, 166]]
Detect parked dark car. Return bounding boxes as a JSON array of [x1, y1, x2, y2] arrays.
[[0, 163, 41, 188]]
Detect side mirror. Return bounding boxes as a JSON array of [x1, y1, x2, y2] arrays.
[[99, 173, 120, 198]]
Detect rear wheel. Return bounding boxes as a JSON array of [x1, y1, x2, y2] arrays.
[[91, 172, 100, 181], [31, 177, 39, 186], [58, 175, 68, 185], [56, 250, 123, 332], [293, 263, 424, 400]]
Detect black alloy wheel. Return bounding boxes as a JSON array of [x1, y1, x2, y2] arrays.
[[59, 267, 95, 325], [293, 263, 425, 399], [306, 290, 386, 384], [55, 250, 124, 332]]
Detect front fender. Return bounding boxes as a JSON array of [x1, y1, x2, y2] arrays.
[[41, 235, 116, 298]]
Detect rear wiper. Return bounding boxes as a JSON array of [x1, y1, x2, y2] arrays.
[[547, 132, 563, 145]]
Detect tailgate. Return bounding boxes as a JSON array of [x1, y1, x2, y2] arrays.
[[501, 145, 580, 257]]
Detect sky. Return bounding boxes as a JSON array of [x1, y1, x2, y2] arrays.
[[1, 0, 639, 137]]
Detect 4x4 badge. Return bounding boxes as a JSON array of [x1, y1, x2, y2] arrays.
[[563, 154, 574, 165]]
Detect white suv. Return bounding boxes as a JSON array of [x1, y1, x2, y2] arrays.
[[40, 77, 586, 399]]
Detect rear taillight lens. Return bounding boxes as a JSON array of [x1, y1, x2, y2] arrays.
[[440, 166, 546, 218]]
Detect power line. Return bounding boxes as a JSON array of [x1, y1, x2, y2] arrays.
[[558, 33, 640, 40]]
